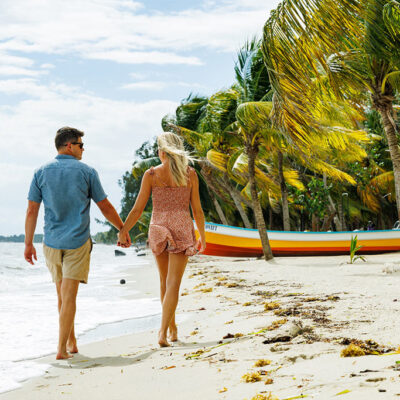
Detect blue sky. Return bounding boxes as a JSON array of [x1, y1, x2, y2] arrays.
[[0, 0, 280, 235]]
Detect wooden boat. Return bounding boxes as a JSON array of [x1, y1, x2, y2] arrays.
[[195, 222, 400, 257]]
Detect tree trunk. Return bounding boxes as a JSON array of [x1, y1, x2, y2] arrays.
[[211, 193, 228, 225], [199, 169, 229, 225], [337, 201, 347, 231], [376, 103, 400, 221], [200, 162, 253, 228], [321, 210, 336, 231], [277, 151, 290, 231], [247, 145, 274, 260], [227, 186, 253, 229], [311, 213, 319, 232]]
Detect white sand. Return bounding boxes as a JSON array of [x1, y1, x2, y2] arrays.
[[2, 252, 400, 400]]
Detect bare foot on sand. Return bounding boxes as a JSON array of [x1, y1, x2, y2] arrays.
[[168, 326, 178, 342], [67, 341, 78, 354], [158, 331, 170, 348], [56, 351, 73, 360]]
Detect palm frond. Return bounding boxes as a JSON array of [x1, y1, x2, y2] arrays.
[[132, 157, 159, 179]]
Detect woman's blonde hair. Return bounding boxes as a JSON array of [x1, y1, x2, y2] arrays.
[[157, 132, 192, 186]]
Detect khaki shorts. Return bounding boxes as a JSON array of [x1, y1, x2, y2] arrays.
[[43, 238, 93, 284]]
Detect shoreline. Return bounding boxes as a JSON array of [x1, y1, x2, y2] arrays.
[[2, 252, 400, 399]]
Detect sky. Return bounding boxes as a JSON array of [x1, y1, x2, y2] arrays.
[[0, 0, 281, 236]]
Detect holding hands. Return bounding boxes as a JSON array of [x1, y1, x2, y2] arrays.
[[117, 229, 131, 248]]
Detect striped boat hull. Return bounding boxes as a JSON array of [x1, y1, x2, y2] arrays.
[[195, 222, 400, 257]]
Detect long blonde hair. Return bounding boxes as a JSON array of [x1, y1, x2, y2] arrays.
[[157, 132, 192, 186]]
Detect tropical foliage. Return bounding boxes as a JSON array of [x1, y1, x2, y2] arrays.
[[97, 0, 399, 260]]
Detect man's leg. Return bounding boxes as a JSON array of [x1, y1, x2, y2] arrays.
[[56, 281, 78, 354], [57, 278, 80, 360]]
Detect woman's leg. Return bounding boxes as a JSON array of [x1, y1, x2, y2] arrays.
[[154, 251, 178, 342], [158, 252, 188, 347]]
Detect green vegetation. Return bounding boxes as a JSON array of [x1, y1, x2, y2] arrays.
[[0, 234, 43, 243], [349, 236, 367, 264]]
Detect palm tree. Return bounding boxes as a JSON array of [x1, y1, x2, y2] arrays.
[[263, 0, 400, 219]]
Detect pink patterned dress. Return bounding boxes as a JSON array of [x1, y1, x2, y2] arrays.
[[147, 167, 197, 256]]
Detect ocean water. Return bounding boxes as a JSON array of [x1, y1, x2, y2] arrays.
[[0, 242, 161, 394]]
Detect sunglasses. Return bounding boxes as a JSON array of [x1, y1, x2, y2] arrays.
[[64, 142, 84, 149]]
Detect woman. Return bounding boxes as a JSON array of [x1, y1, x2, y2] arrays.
[[118, 132, 206, 347]]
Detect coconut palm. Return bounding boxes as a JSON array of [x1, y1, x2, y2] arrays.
[[263, 0, 400, 219]]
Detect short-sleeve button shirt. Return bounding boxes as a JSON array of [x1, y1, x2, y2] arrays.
[[28, 155, 107, 249]]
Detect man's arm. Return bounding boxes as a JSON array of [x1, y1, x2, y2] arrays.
[[96, 198, 131, 246], [24, 201, 40, 264]]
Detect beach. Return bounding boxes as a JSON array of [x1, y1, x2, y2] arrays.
[[2, 251, 400, 400]]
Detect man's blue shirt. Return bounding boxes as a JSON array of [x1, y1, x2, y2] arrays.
[[28, 155, 107, 249]]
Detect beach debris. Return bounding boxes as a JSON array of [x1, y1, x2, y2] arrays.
[[274, 308, 300, 317], [335, 389, 351, 396], [219, 387, 228, 393], [254, 359, 271, 367], [249, 394, 279, 400], [263, 321, 312, 344], [114, 249, 126, 256], [327, 296, 340, 301], [242, 372, 262, 382], [201, 287, 213, 293], [162, 365, 176, 370], [217, 276, 227, 281], [225, 320, 233, 324], [263, 335, 292, 344], [366, 377, 386, 382], [341, 343, 365, 357], [185, 349, 205, 359], [303, 297, 320, 302], [120, 279, 126, 284], [190, 331, 198, 335], [225, 282, 239, 288], [264, 302, 280, 311], [270, 345, 290, 352], [265, 378, 274, 385], [194, 283, 206, 289], [234, 333, 244, 338], [340, 338, 395, 355], [181, 291, 189, 296], [243, 302, 252, 306], [382, 262, 400, 274], [223, 333, 235, 339], [252, 290, 278, 297]]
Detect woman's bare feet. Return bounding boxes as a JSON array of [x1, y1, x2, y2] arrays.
[[67, 341, 78, 354], [158, 331, 170, 347], [168, 325, 178, 342], [56, 351, 73, 360]]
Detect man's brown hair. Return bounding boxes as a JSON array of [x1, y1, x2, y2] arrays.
[[55, 127, 84, 150]]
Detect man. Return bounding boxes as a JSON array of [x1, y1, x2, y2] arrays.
[[24, 126, 130, 360]]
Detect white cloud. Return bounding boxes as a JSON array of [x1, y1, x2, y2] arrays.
[[86, 51, 202, 65], [40, 63, 55, 69], [121, 80, 207, 91], [0, 0, 279, 65], [121, 81, 167, 90], [0, 66, 46, 76]]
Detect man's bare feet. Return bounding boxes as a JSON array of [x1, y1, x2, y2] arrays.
[[158, 331, 170, 348], [56, 351, 73, 360], [168, 326, 178, 342]]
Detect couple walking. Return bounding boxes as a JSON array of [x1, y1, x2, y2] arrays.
[[24, 127, 206, 359]]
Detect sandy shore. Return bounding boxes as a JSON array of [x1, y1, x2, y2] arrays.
[[2, 252, 400, 400]]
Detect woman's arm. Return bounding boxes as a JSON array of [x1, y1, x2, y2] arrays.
[[189, 168, 206, 252], [118, 170, 152, 245]]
